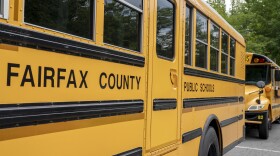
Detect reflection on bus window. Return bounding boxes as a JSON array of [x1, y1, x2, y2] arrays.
[[230, 38, 236, 76], [196, 12, 208, 69], [185, 5, 192, 65], [104, 0, 141, 51], [221, 31, 228, 74], [25, 0, 93, 39], [156, 0, 175, 59], [0, 0, 3, 17], [246, 65, 271, 85], [210, 22, 219, 71]]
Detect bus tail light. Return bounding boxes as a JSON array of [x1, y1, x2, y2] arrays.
[[253, 57, 266, 63], [253, 58, 259, 63], [259, 58, 265, 63]]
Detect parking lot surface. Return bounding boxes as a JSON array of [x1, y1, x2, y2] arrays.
[[225, 123, 280, 156]]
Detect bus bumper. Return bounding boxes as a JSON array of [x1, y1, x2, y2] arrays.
[[245, 111, 268, 125]]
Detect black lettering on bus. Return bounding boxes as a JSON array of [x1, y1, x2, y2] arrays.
[[123, 75, 129, 89], [7, 63, 20, 86], [116, 74, 123, 90], [195, 83, 198, 92], [21, 65, 35, 87], [99, 72, 107, 89], [38, 66, 42, 87], [108, 73, 115, 89], [79, 70, 88, 88], [67, 70, 77, 88], [130, 76, 135, 89], [184, 82, 199, 92], [136, 76, 141, 90], [57, 68, 66, 87], [44, 67, 55, 87]]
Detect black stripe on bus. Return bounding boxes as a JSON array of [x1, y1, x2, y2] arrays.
[[183, 97, 240, 108], [153, 99, 177, 111], [182, 128, 202, 144], [0, 100, 143, 129], [272, 104, 280, 109], [0, 23, 145, 67], [220, 114, 243, 127], [223, 137, 244, 155], [184, 67, 245, 84], [114, 147, 142, 156]]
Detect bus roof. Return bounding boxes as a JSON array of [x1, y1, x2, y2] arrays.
[[189, 0, 245, 46], [246, 52, 280, 68]]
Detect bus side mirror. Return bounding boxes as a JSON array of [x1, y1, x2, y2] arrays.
[[275, 70, 280, 81], [256, 81, 265, 89]]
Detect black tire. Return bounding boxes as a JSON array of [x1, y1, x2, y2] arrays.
[[202, 127, 220, 156], [268, 113, 272, 130], [259, 113, 269, 139]]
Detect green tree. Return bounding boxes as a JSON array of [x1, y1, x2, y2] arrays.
[[207, 0, 228, 19], [208, 0, 280, 62]]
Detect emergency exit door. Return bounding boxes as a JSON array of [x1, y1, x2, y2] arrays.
[[149, 0, 179, 149]]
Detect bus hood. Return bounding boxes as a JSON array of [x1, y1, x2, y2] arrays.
[[245, 85, 269, 111], [245, 85, 259, 96]]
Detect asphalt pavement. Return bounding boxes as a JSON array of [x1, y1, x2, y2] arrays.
[[225, 122, 280, 156]]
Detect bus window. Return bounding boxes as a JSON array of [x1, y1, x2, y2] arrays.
[[24, 0, 93, 39], [230, 38, 236, 76], [0, 0, 3, 18], [104, 0, 142, 52], [156, 0, 175, 59], [246, 65, 271, 85], [221, 31, 228, 74], [122, 0, 142, 10], [210, 22, 219, 72], [196, 11, 208, 69], [0, 0, 8, 19], [185, 5, 192, 65]]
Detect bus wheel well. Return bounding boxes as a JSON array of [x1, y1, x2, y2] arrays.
[[209, 120, 223, 155], [198, 115, 223, 156]]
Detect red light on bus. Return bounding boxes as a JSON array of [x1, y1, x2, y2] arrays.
[[259, 58, 265, 63], [253, 57, 265, 63]]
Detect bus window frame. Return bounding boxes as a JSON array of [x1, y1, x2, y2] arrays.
[[156, 0, 176, 61], [0, 0, 9, 19], [104, 0, 143, 53], [221, 30, 229, 74], [209, 21, 220, 72], [230, 37, 236, 76], [185, 4, 193, 66], [23, 0, 95, 41], [195, 11, 208, 69]]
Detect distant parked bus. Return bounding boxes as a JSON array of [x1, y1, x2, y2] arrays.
[[245, 52, 280, 139], [0, 0, 245, 155]]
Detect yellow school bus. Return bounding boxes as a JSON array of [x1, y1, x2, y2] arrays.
[[0, 0, 245, 155], [245, 53, 280, 139]]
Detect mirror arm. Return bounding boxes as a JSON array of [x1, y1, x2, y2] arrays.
[[258, 89, 263, 104]]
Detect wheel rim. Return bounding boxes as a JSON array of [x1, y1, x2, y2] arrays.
[[208, 144, 217, 156]]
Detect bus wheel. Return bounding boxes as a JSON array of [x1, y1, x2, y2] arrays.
[[203, 127, 220, 156], [259, 113, 269, 139], [268, 113, 272, 130]]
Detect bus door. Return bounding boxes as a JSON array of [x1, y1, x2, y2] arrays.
[[149, 0, 179, 149], [274, 69, 280, 117]]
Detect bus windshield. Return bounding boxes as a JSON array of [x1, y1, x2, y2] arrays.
[[246, 65, 271, 85]]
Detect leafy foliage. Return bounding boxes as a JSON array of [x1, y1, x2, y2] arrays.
[[207, 0, 280, 63]]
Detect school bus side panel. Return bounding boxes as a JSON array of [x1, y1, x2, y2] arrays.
[[0, 0, 149, 154]]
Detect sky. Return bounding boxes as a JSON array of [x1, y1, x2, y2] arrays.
[[204, 0, 232, 11], [225, 0, 231, 11]]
